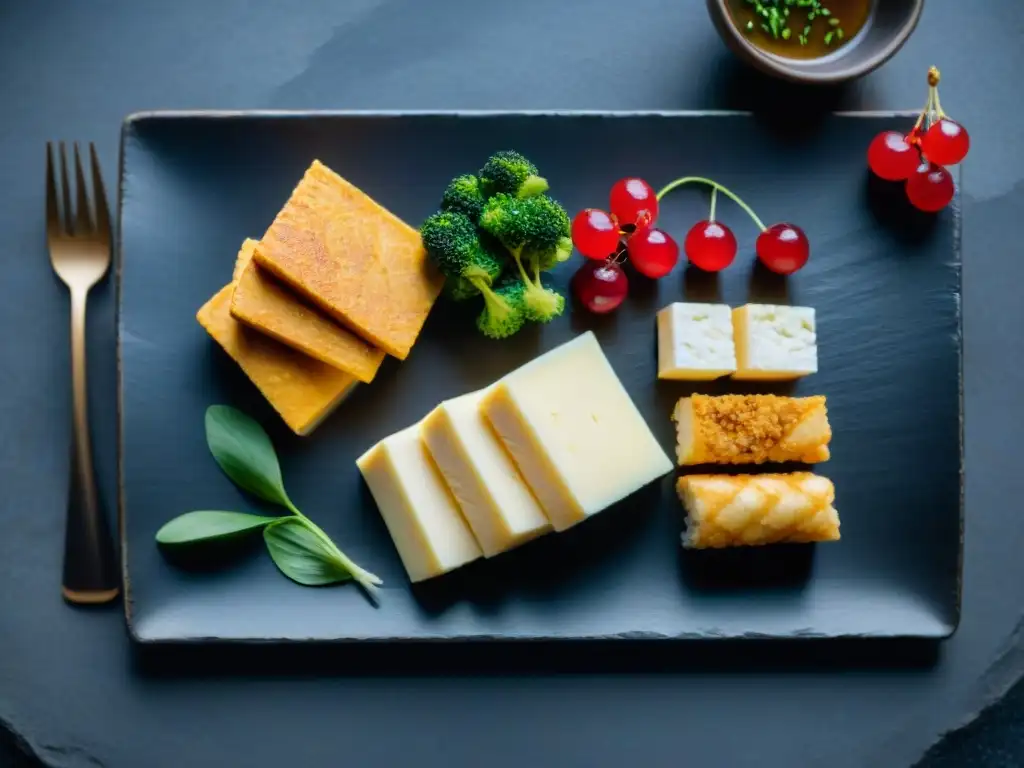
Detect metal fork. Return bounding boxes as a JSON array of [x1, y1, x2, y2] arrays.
[[46, 142, 119, 605]]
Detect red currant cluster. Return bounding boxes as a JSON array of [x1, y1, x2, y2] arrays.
[[867, 67, 969, 213], [570, 177, 809, 313]]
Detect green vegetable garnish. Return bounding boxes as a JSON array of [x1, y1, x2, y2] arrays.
[[480, 193, 571, 323], [421, 210, 504, 300], [477, 281, 527, 339], [155, 510, 280, 546], [441, 173, 487, 222], [421, 151, 571, 339], [479, 150, 549, 199], [155, 406, 381, 599]]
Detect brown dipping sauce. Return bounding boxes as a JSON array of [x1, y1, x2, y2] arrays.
[[726, 0, 873, 60]]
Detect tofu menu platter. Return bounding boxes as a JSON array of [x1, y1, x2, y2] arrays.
[[120, 105, 963, 643]]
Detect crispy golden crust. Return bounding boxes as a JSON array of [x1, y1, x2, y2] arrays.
[[674, 394, 831, 465], [677, 473, 840, 548], [197, 285, 357, 436], [253, 160, 444, 360], [233, 238, 258, 281], [230, 243, 385, 383]]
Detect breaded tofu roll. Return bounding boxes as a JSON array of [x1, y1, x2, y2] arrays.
[[673, 394, 831, 466], [677, 473, 840, 549]]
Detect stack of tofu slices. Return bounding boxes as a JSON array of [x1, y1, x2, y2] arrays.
[[358, 332, 674, 583], [197, 160, 444, 436]]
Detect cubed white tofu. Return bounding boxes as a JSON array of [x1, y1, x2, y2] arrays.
[[732, 304, 817, 380], [656, 303, 736, 380]]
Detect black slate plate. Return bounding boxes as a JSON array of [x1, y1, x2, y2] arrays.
[[118, 111, 962, 644]]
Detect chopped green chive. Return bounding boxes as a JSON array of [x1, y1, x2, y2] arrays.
[[741, 0, 844, 48]]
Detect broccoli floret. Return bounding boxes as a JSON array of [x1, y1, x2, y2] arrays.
[[529, 236, 574, 272], [516, 194, 572, 276], [478, 194, 570, 324], [476, 281, 526, 339], [480, 194, 570, 255], [420, 211, 503, 300], [479, 150, 549, 199], [422, 210, 521, 337], [444, 276, 483, 302], [441, 174, 486, 222], [522, 274, 565, 323], [492, 273, 563, 325]]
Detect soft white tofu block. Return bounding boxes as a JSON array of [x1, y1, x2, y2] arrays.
[[481, 332, 674, 532], [656, 302, 737, 380], [356, 423, 482, 582], [732, 304, 818, 380], [421, 388, 551, 557]]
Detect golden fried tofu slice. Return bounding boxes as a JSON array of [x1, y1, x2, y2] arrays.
[[197, 285, 357, 436], [229, 239, 385, 383], [253, 160, 443, 360]]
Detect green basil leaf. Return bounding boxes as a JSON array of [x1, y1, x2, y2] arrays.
[[156, 510, 279, 546], [263, 518, 353, 586], [205, 405, 291, 507]]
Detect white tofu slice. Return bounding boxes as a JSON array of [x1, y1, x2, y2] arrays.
[[656, 302, 737, 380], [421, 388, 551, 557], [732, 304, 818, 380], [481, 332, 673, 532], [356, 423, 482, 582]]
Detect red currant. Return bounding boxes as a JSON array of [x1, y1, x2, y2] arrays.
[[921, 119, 970, 166], [571, 208, 621, 261], [867, 130, 921, 181], [572, 259, 628, 314], [905, 162, 955, 213], [609, 178, 658, 229], [756, 223, 809, 275], [684, 220, 737, 272], [627, 227, 679, 278]]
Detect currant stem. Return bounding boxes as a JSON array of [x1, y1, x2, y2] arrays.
[[709, 187, 718, 223], [915, 66, 947, 133], [657, 176, 766, 232]]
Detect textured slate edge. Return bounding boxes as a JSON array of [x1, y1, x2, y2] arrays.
[[115, 117, 132, 637], [115, 109, 963, 646], [0, 715, 42, 767]]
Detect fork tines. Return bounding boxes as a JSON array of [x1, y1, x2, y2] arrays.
[[46, 142, 110, 242]]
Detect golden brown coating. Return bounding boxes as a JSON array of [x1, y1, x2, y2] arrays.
[[674, 394, 831, 465], [677, 473, 840, 548], [253, 160, 444, 360], [197, 285, 357, 436], [229, 239, 385, 383]]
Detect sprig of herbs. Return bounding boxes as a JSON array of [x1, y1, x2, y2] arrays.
[[155, 405, 382, 600], [742, 0, 844, 47]]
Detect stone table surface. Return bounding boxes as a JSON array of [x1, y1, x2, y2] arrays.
[[1, 1, 1023, 766]]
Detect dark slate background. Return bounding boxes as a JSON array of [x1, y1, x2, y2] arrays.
[[1, 1, 1023, 766]]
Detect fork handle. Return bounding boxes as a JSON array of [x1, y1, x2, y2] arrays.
[[62, 288, 119, 605]]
